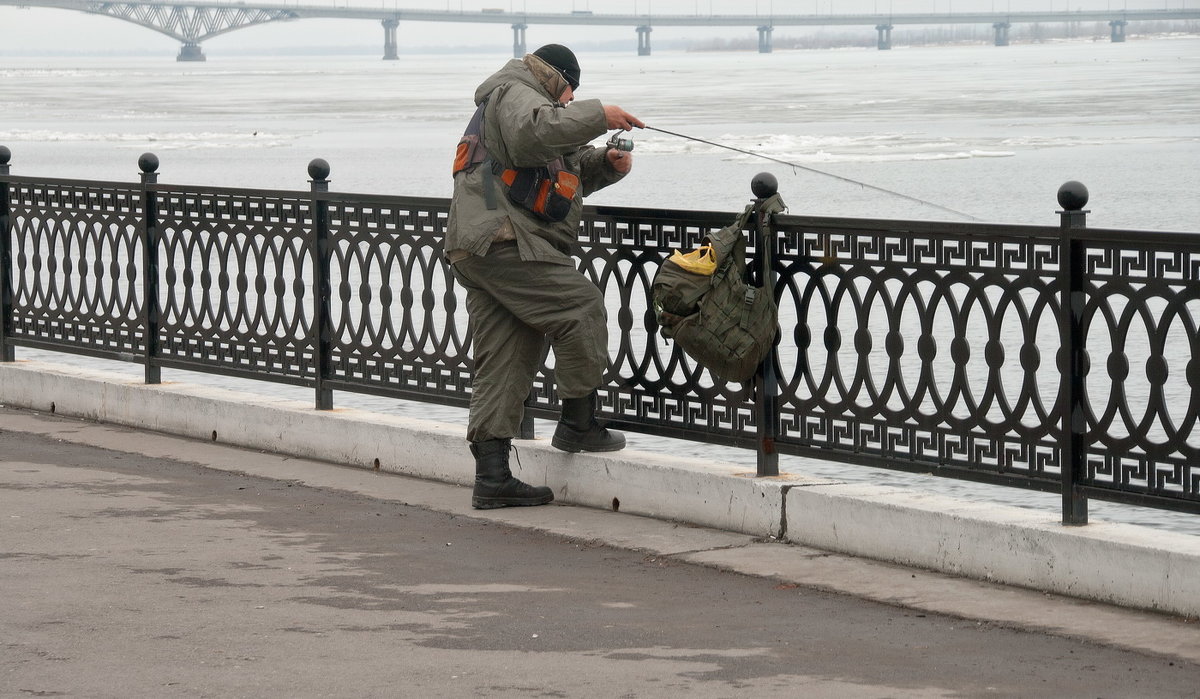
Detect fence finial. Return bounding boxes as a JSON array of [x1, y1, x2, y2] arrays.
[[751, 172, 778, 199], [1057, 180, 1089, 211], [308, 158, 331, 182], [138, 152, 159, 175], [309, 158, 330, 194]]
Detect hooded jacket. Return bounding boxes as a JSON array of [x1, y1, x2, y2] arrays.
[[446, 54, 627, 266]]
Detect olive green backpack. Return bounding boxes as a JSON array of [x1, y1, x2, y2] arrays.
[[651, 195, 784, 382]]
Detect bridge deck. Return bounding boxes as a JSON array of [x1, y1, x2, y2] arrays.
[[4, 0, 1199, 27]]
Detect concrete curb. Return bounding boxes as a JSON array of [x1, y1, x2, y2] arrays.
[[2, 359, 1198, 618]]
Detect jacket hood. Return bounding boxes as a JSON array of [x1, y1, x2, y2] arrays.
[[473, 55, 568, 105]]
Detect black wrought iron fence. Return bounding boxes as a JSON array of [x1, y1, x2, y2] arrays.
[[1, 146, 1196, 523]]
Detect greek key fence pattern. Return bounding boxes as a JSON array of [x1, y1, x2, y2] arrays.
[[1, 163, 1196, 520]]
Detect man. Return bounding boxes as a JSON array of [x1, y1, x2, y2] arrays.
[[446, 44, 644, 510]]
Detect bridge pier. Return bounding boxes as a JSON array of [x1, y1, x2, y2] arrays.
[[875, 24, 893, 50], [512, 23, 527, 58], [757, 25, 773, 54], [1110, 19, 1127, 43], [637, 25, 652, 56], [993, 22, 1011, 46], [176, 42, 205, 62], [382, 19, 398, 60]]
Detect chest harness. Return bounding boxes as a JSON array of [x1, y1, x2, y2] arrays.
[[453, 94, 580, 223]]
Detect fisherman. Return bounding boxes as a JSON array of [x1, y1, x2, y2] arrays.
[[446, 44, 644, 510]]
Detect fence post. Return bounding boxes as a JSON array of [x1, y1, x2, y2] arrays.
[[751, 173, 780, 477], [309, 159, 334, 410], [139, 153, 162, 384], [1057, 180, 1089, 525], [520, 393, 536, 440], [0, 146, 12, 362]]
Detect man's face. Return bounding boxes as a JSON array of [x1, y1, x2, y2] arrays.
[[559, 85, 575, 104]]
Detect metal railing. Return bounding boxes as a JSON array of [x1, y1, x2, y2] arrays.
[[1, 146, 1196, 523]]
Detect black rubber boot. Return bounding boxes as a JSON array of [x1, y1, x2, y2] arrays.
[[551, 391, 626, 453], [470, 438, 554, 510]]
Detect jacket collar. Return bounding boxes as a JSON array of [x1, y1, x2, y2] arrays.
[[523, 53, 570, 103]]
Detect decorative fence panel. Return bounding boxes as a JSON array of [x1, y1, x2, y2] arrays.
[[769, 216, 1065, 491], [1073, 229, 1200, 510], [6, 177, 145, 360], [154, 184, 317, 385], [323, 195, 472, 408]]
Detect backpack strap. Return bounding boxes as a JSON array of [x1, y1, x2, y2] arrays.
[[453, 96, 490, 175], [481, 157, 499, 211], [453, 94, 501, 211]]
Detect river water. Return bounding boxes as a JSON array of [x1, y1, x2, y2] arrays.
[[2, 37, 1199, 534]]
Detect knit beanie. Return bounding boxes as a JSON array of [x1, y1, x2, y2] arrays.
[[532, 44, 581, 90]]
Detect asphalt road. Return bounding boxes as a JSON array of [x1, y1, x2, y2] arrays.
[[2, 409, 1198, 698]]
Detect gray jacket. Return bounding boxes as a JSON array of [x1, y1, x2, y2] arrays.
[[446, 54, 627, 265]]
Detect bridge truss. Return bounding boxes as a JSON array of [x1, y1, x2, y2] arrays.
[[82, 2, 299, 59]]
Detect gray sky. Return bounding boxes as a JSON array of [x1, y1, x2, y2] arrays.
[[0, 0, 1191, 54]]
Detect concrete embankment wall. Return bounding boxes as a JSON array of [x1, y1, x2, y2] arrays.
[[2, 359, 1197, 618]]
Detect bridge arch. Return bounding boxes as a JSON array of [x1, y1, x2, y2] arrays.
[[48, 1, 299, 61]]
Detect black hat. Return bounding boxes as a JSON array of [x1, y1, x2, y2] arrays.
[[533, 44, 580, 90]]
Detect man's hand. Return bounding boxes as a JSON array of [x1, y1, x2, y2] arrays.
[[604, 105, 645, 131], [606, 147, 633, 174]]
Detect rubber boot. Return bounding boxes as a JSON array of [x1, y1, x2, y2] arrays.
[[470, 438, 554, 510], [551, 391, 626, 453]]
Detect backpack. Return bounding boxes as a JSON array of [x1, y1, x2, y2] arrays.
[[651, 195, 785, 382]]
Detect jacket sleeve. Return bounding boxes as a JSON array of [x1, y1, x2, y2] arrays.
[[573, 145, 627, 197], [493, 87, 608, 167]]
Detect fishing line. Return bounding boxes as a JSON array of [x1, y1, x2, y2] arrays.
[[639, 125, 981, 222]]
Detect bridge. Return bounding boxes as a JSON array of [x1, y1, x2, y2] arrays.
[[3, 1, 1199, 60]]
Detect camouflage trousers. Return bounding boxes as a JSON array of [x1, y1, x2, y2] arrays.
[[451, 241, 608, 443]]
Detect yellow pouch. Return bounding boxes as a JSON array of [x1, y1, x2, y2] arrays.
[[669, 243, 717, 276]]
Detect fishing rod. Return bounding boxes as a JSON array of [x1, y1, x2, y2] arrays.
[[609, 126, 981, 222]]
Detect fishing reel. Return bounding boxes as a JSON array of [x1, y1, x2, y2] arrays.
[[606, 133, 635, 152]]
